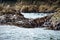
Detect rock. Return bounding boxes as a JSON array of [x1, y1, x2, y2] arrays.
[[0, 9, 25, 25], [39, 5, 57, 13], [55, 22, 60, 30], [12, 19, 31, 28], [46, 11, 60, 30], [13, 15, 52, 28], [31, 15, 52, 27], [0, 15, 6, 24], [42, 22, 53, 27], [47, 22, 60, 30], [21, 5, 39, 13]]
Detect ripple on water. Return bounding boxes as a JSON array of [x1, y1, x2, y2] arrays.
[[0, 25, 60, 40]]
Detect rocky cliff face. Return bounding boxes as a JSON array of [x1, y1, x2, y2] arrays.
[[43, 11, 60, 30], [0, 9, 60, 30], [0, 8, 25, 24], [49, 11, 60, 30]]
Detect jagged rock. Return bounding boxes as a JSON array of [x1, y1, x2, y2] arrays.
[[42, 22, 53, 27], [13, 15, 52, 28], [21, 5, 39, 13], [0, 9, 25, 24], [46, 22, 60, 30], [46, 11, 60, 30], [55, 22, 60, 30], [39, 5, 57, 13], [31, 15, 52, 27]]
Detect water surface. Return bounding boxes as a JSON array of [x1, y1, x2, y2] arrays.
[[0, 25, 60, 40], [21, 13, 47, 19]]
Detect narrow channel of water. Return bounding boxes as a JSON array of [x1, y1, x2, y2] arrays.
[[21, 13, 48, 19]]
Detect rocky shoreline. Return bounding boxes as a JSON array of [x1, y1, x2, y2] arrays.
[[0, 2, 59, 30], [0, 8, 60, 30]]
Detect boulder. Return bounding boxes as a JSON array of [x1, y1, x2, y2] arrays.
[[13, 15, 52, 28], [47, 11, 60, 30], [55, 22, 60, 30], [0, 9, 25, 25]]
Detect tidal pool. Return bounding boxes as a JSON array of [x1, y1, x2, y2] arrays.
[[0, 25, 60, 40]]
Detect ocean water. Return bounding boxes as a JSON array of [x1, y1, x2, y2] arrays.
[[0, 25, 60, 40]]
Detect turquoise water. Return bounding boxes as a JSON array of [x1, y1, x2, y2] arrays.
[[0, 25, 60, 40]]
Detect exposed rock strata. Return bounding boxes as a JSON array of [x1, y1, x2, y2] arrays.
[[0, 9, 60, 30], [43, 11, 60, 30], [11, 15, 52, 28]]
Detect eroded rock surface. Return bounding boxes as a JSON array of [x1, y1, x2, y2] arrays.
[[0, 9, 60, 30], [0, 9, 27, 25], [43, 11, 60, 30], [0, 10, 52, 28], [20, 5, 39, 13], [48, 11, 60, 30], [12, 15, 52, 28]]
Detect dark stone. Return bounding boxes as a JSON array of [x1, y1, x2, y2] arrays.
[[55, 23, 60, 30], [0, 0, 17, 3], [43, 22, 52, 27]]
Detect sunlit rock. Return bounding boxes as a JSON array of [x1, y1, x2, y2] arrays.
[[47, 11, 60, 30], [39, 5, 57, 13]]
